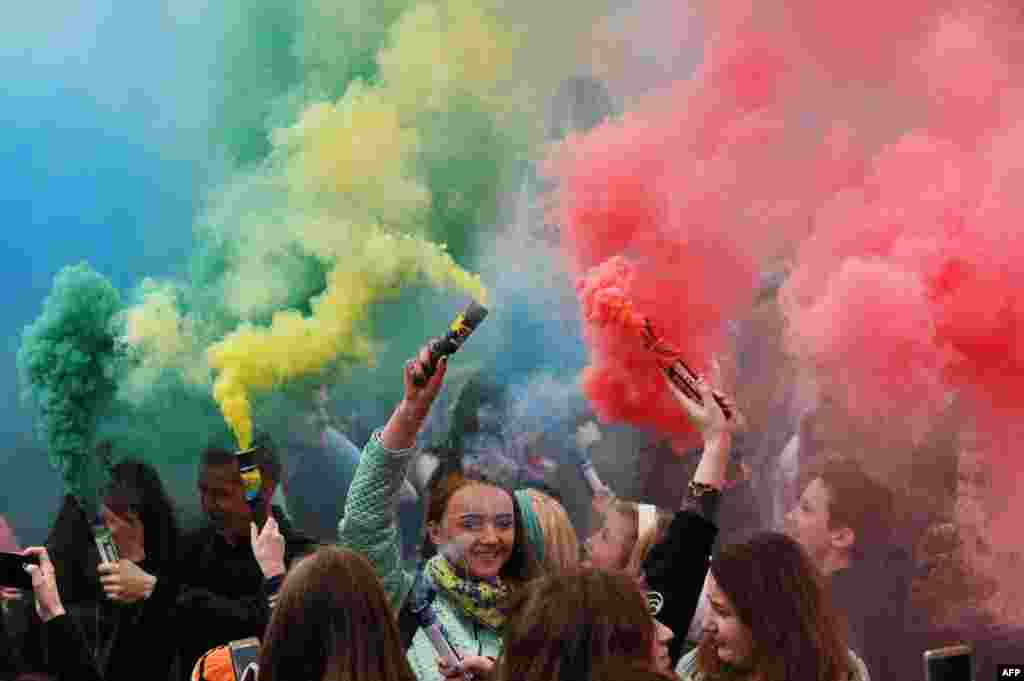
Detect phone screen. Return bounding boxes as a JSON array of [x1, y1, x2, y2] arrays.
[[926, 652, 973, 681], [230, 639, 261, 681], [0, 552, 36, 590]]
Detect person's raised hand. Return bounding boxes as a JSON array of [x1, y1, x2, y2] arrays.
[[403, 346, 447, 414], [23, 547, 64, 622], [251, 517, 285, 579], [663, 366, 741, 443], [382, 345, 447, 451], [438, 654, 494, 679]]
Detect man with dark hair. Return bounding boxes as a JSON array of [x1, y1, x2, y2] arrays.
[[174, 436, 316, 674], [786, 459, 915, 679]]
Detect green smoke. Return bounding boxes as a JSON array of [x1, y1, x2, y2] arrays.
[[17, 263, 122, 513]]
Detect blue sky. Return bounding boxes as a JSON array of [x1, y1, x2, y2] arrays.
[[0, 0, 214, 542]]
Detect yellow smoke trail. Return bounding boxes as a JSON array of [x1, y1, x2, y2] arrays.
[[208, 225, 486, 449], [206, 0, 524, 447]]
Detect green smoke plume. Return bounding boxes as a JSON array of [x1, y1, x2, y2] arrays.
[[17, 263, 122, 512]]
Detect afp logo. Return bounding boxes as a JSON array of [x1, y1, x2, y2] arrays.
[[999, 666, 1023, 677]]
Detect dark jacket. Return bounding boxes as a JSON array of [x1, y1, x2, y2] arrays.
[[12, 495, 181, 681], [0, 597, 30, 681], [173, 506, 317, 676], [641, 508, 718, 667], [831, 546, 917, 680], [39, 614, 104, 681]]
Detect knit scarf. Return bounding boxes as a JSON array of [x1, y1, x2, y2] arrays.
[[426, 553, 508, 631]]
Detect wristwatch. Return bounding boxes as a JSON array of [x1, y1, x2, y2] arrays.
[[688, 480, 719, 498]]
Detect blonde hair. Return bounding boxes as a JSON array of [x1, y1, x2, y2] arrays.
[[524, 489, 580, 572], [619, 502, 674, 575]]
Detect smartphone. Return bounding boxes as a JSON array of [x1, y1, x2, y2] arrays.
[[0, 552, 39, 590], [924, 644, 973, 681], [228, 637, 260, 681]]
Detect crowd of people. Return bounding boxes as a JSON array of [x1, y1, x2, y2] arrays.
[[0, 341, 940, 681]]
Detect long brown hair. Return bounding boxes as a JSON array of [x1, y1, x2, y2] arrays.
[[696, 532, 852, 681], [494, 568, 660, 681], [422, 465, 540, 583], [257, 546, 415, 681]]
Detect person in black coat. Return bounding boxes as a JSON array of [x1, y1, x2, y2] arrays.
[[172, 441, 317, 675], [11, 459, 182, 681], [581, 367, 742, 668]]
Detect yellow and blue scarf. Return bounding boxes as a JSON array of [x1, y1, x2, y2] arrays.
[[426, 554, 508, 631]]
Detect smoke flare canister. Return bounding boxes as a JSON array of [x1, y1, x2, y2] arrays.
[[410, 568, 476, 680], [568, 444, 609, 497], [93, 517, 120, 564], [236, 446, 267, 528], [413, 301, 489, 387]]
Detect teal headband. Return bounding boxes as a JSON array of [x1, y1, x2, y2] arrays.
[[514, 489, 545, 565]]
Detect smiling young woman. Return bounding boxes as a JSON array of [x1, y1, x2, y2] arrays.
[[338, 344, 540, 681], [677, 532, 870, 681]]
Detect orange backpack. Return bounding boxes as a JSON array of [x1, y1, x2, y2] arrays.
[[190, 638, 260, 681]]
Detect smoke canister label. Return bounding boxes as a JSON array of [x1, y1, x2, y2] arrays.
[[449, 315, 475, 346], [94, 523, 120, 564], [239, 465, 262, 503]]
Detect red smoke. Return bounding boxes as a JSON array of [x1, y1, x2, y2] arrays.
[[573, 255, 752, 436], [556, 0, 1024, 540], [548, 69, 770, 435]]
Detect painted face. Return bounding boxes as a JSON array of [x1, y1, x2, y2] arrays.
[[650, 619, 674, 672], [785, 477, 834, 565], [431, 483, 515, 580], [702, 574, 754, 668], [198, 463, 252, 539], [583, 509, 633, 570]]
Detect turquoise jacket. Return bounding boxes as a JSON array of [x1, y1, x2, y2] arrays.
[[338, 431, 502, 681]]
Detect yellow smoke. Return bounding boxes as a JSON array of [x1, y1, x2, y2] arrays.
[[208, 0, 516, 448], [120, 281, 209, 399], [273, 87, 430, 225], [208, 223, 486, 450], [278, 0, 522, 219], [377, 0, 518, 115]]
